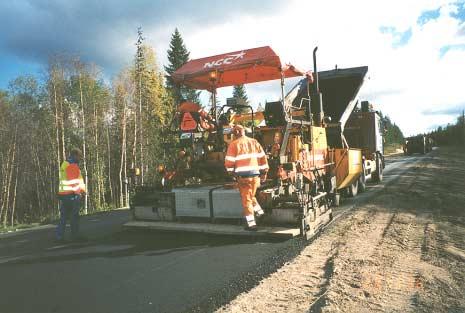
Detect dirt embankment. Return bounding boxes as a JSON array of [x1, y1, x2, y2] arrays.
[[217, 147, 465, 313]]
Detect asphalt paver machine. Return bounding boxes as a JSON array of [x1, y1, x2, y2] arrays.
[[129, 46, 364, 239]]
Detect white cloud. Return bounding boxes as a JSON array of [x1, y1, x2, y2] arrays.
[[2, 1, 463, 136], [146, 0, 464, 136]]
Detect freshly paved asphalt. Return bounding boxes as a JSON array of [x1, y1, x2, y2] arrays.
[[0, 153, 424, 313]]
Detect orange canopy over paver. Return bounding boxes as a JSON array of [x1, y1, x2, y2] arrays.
[[172, 46, 306, 91]]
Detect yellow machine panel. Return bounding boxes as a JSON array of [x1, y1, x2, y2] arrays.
[[334, 148, 362, 189], [289, 135, 302, 162], [311, 126, 327, 150]]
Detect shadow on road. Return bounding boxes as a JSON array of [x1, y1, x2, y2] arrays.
[[1, 229, 288, 266]]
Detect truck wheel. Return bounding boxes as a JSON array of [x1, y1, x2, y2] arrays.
[[372, 155, 383, 183], [348, 179, 359, 197], [358, 164, 366, 193]]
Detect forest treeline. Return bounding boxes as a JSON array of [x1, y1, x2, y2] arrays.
[[379, 112, 405, 146], [0, 29, 196, 227], [428, 112, 465, 146]]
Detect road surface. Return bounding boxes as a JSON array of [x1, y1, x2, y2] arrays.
[[216, 147, 465, 313], [0, 153, 423, 313]]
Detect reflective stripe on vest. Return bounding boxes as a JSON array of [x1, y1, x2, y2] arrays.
[[224, 136, 269, 175], [58, 161, 86, 195]]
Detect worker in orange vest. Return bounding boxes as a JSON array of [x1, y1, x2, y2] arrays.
[[56, 148, 86, 242], [225, 125, 268, 230]]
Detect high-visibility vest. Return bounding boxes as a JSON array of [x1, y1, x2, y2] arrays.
[[224, 136, 269, 176], [58, 160, 86, 195]]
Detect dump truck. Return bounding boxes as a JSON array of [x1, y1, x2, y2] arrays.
[[290, 66, 385, 198], [126, 46, 368, 240], [344, 101, 385, 195], [403, 135, 432, 155]]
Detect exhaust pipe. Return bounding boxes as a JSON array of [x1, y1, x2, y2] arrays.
[[313, 47, 319, 95], [312, 47, 324, 126]]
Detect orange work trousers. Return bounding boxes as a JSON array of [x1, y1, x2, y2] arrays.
[[236, 176, 260, 217]]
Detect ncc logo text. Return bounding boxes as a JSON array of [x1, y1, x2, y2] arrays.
[[203, 51, 246, 69]]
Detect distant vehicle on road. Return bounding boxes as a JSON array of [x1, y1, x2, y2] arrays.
[[403, 135, 433, 155]]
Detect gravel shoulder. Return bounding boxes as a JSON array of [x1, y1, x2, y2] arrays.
[[216, 147, 465, 313]]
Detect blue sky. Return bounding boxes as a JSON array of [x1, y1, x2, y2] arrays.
[[0, 0, 285, 89], [379, 26, 413, 48], [0, 0, 464, 135], [0, 55, 42, 88], [417, 7, 441, 25]]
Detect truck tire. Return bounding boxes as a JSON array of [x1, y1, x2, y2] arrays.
[[372, 154, 383, 183], [348, 179, 359, 197]]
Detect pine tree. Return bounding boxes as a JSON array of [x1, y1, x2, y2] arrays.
[[379, 112, 404, 145], [232, 84, 248, 103], [164, 28, 199, 104], [135, 27, 145, 184], [232, 84, 249, 113]]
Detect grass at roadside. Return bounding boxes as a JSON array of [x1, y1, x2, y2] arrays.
[[0, 206, 127, 234], [0, 223, 43, 234], [384, 143, 403, 155]]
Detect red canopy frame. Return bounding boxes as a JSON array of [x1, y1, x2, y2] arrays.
[[172, 46, 305, 91], [172, 46, 311, 120]]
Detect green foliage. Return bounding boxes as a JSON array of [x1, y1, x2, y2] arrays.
[[232, 84, 249, 114], [0, 223, 42, 233], [0, 29, 176, 226], [429, 112, 465, 146], [232, 84, 248, 103], [1, 75, 56, 224], [0, 89, 7, 100], [164, 28, 200, 104], [378, 111, 404, 145]]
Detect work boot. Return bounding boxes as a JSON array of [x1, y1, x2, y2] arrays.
[[244, 214, 257, 231]]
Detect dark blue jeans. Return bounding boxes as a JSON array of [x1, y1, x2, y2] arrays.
[[56, 195, 81, 240]]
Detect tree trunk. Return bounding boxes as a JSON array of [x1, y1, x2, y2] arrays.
[[93, 99, 102, 209], [119, 96, 127, 208], [78, 70, 89, 214], [58, 69, 66, 162], [132, 89, 137, 174], [53, 84, 62, 170], [11, 165, 18, 227], [139, 74, 144, 185], [106, 126, 114, 206], [50, 78, 62, 215], [0, 144, 12, 225], [0, 149, 11, 222], [3, 127, 17, 227]]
